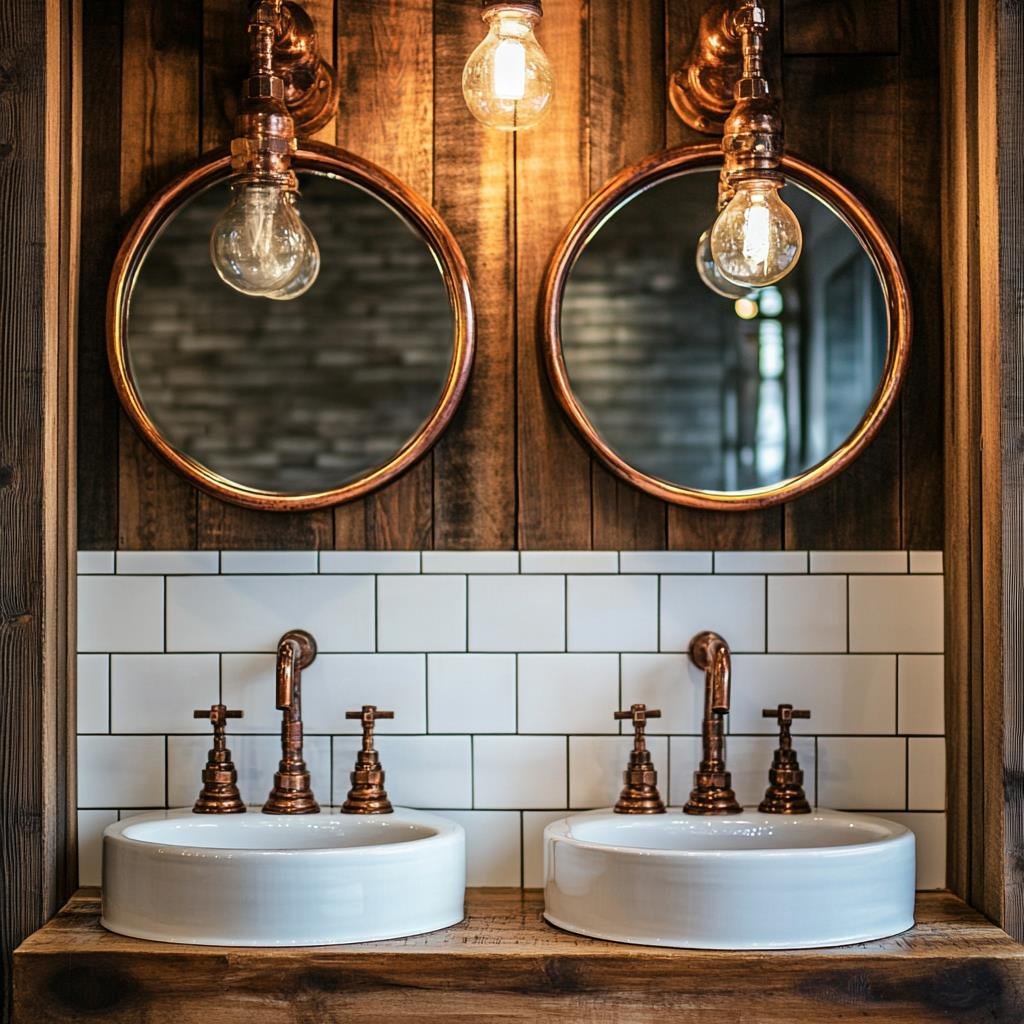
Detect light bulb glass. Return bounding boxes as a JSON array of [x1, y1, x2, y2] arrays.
[[210, 184, 318, 298], [462, 7, 554, 131], [709, 180, 802, 287], [265, 215, 320, 300], [695, 228, 753, 298]]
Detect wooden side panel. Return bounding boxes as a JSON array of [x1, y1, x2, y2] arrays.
[[515, 0, 593, 549], [117, 0, 201, 549], [782, 0, 899, 55], [782, 55, 902, 550], [332, 0, 436, 550], [432, 1, 516, 550], [587, 0, 667, 551]]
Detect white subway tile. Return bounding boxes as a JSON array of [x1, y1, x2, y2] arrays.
[[667, 736, 702, 805], [111, 654, 219, 734], [333, 735, 472, 809], [319, 551, 420, 574], [377, 575, 466, 652], [567, 575, 657, 652], [77, 654, 109, 733], [116, 551, 219, 574], [660, 575, 765, 653], [78, 735, 165, 807], [78, 576, 164, 653], [220, 551, 318, 574], [77, 551, 114, 574], [523, 810, 568, 888], [809, 551, 907, 574], [439, 810, 521, 886], [619, 551, 713, 574], [909, 551, 943, 573], [729, 654, 895, 734], [898, 655, 945, 735], [621, 654, 703, 734], [849, 575, 943, 652], [883, 812, 946, 889], [422, 551, 518, 574], [168, 734, 331, 809], [518, 654, 619, 733], [78, 809, 117, 886], [908, 738, 945, 810], [474, 736, 566, 809], [569, 735, 669, 809], [521, 551, 618, 574], [469, 575, 565, 652], [220, 654, 279, 732], [768, 576, 847, 652], [306, 654, 426, 734], [717, 735, 816, 808], [715, 551, 807, 574], [166, 575, 374, 653], [817, 737, 906, 810], [427, 654, 516, 733]]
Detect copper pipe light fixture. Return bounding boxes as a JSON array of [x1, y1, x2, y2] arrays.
[[462, 0, 554, 131], [210, 0, 339, 300], [674, 0, 802, 294]]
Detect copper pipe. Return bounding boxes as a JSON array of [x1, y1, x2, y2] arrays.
[[684, 631, 742, 815], [262, 629, 320, 814]]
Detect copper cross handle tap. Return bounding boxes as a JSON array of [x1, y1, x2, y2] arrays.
[[758, 703, 812, 814], [342, 705, 394, 814], [192, 704, 246, 814], [613, 704, 666, 814], [684, 630, 742, 815], [262, 629, 320, 814]]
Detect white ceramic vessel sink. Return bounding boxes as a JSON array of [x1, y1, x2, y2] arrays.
[[102, 808, 465, 946], [544, 808, 915, 949]]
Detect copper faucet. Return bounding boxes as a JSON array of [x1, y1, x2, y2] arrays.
[[192, 704, 246, 813], [262, 628, 320, 814], [684, 630, 742, 815], [342, 705, 395, 814], [759, 703, 812, 814], [613, 704, 666, 814]]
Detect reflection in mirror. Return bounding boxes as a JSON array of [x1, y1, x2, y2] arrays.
[[560, 169, 887, 492], [126, 170, 454, 494]]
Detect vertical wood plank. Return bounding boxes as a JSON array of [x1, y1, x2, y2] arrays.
[[587, 0, 668, 551], [516, 0, 593, 549], [432, 0, 516, 549], [782, 0, 899, 55], [664, 0, 782, 551], [194, 0, 335, 549], [332, 0, 436, 550], [117, 0, 201, 549], [781, 54, 903, 550], [0, 0, 77, 1015]]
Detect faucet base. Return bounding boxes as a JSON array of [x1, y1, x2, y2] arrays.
[[683, 769, 742, 815], [262, 771, 320, 814], [614, 783, 666, 814]]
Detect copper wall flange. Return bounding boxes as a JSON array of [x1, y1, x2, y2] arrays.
[[342, 705, 395, 814], [758, 704, 812, 814], [613, 704, 666, 814], [274, 1, 339, 136]]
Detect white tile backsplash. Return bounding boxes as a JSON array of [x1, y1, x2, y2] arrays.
[[76, 549, 945, 890]]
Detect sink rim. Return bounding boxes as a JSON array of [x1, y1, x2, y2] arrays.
[[105, 806, 463, 858]]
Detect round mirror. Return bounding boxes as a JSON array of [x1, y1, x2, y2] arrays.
[[543, 145, 910, 509], [109, 145, 473, 510]]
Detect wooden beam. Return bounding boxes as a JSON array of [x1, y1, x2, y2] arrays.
[[0, 0, 78, 1019]]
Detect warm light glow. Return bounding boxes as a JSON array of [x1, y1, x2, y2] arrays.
[[734, 297, 759, 319], [493, 38, 527, 99], [695, 228, 752, 299]]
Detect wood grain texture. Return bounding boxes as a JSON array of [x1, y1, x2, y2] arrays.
[[332, 0, 436, 550], [432, 0, 516, 550], [14, 889, 1024, 1023], [782, 0, 899, 55], [0, 0, 77, 1017]]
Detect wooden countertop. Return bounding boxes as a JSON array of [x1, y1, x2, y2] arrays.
[[14, 888, 1024, 1022]]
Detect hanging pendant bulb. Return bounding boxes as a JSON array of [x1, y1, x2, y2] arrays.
[[710, 179, 802, 287], [463, 2, 554, 131], [695, 228, 752, 298]]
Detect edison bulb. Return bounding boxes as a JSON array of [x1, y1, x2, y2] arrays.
[[695, 228, 752, 299], [210, 183, 320, 298], [462, 5, 554, 131], [710, 180, 802, 287], [265, 220, 320, 300]]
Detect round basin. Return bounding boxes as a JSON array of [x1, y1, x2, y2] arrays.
[[102, 808, 465, 946], [543, 808, 915, 949]]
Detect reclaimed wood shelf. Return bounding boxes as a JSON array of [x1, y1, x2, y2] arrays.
[[14, 888, 1024, 1023]]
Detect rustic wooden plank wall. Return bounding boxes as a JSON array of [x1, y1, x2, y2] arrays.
[[77, 0, 944, 551]]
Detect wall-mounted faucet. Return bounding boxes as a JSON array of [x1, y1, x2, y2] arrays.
[[263, 628, 320, 814], [684, 630, 742, 815]]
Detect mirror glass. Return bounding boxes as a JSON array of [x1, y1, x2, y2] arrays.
[[125, 170, 455, 494], [559, 168, 888, 492]]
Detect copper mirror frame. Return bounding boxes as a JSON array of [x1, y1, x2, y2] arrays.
[[541, 143, 912, 511], [108, 142, 475, 512]]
